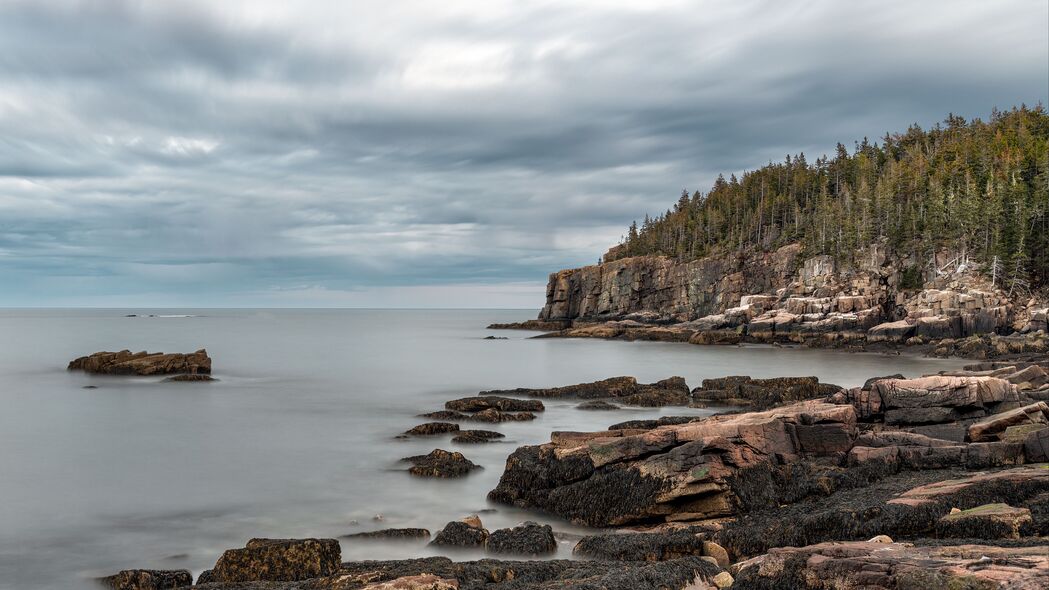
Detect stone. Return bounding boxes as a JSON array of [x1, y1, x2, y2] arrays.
[[576, 400, 621, 410], [968, 401, 1049, 442], [485, 522, 557, 556], [444, 396, 545, 413], [403, 422, 460, 436], [450, 430, 505, 444], [701, 540, 730, 568], [936, 503, 1033, 539], [467, 408, 536, 423], [208, 538, 341, 583], [430, 519, 489, 548], [343, 528, 431, 541], [401, 450, 480, 478], [712, 571, 734, 589], [1025, 426, 1049, 462], [867, 320, 915, 342], [483, 376, 691, 407], [69, 349, 211, 375], [97, 569, 192, 590], [866, 535, 892, 543], [163, 374, 215, 382]]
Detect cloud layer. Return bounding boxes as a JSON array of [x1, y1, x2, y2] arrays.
[[1, 0, 1046, 307]]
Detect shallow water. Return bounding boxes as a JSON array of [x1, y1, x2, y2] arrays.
[[0, 309, 968, 589]]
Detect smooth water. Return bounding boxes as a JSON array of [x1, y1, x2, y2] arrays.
[[0, 309, 967, 589]]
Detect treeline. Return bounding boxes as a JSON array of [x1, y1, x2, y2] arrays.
[[611, 106, 1049, 293]]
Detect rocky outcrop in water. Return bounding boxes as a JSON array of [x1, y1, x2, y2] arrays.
[[204, 538, 341, 584], [69, 349, 211, 375], [484, 376, 692, 407], [97, 569, 192, 589], [402, 450, 480, 478]]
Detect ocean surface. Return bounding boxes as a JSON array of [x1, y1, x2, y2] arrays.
[[0, 309, 969, 589]]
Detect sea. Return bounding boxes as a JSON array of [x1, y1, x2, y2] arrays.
[[0, 308, 969, 589]]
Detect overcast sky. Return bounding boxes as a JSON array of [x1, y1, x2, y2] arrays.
[[1, 0, 1046, 308]]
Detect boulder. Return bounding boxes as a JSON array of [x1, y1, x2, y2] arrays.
[[361, 574, 459, 589], [97, 570, 192, 590], [576, 400, 621, 410], [968, 401, 1049, 442], [484, 522, 557, 556], [444, 396, 544, 413], [208, 538, 341, 583], [867, 320, 915, 342], [401, 450, 480, 478], [69, 349, 211, 375], [431, 517, 489, 548]]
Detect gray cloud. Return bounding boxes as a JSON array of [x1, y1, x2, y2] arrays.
[[0, 0, 1045, 306]]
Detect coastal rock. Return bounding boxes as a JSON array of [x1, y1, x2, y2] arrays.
[[162, 374, 215, 382], [484, 522, 557, 556], [403, 423, 460, 436], [468, 409, 535, 422], [431, 517, 489, 548], [731, 541, 1049, 589], [444, 396, 544, 413], [576, 400, 620, 410], [690, 375, 836, 409], [208, 538, 340, 583], [97, 569, 192, 590], [402, 450, 480, 478], [484, 376, 691, 407], [69, 349, 211, 375], [361, 574, 459, 589], [343, 528, 432, 541], [450, 430, 505, 444], [572, 530, 706, 562], [935, 503, 1033, 539]]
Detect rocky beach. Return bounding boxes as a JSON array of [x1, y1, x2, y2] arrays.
[[91, 338, 1049, 588]]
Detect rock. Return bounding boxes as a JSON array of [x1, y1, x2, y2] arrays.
[[701, 541, 730, 568], [97, 569, 192, 589], [866, 534, 893, 543], [403, 422, 460, 436], [866, 320, 915, 342], [712, 571, 734, 589], [936, 503, 1033, 539], [468, 408, 536, 422], [691, 375, 827, 409], [731, 541, 1049, 589], [1025, 426, 1049, 462], [450, 430, 505, 444], [968, 401, 1049, 442], [162, 374, 215, 382], [444, 396, 545, 413], [576, 400, 621, 410], [208, 538, 341, 583], [361, 574, 459, 589], [419, 410, 471, 421], [485, 522, 557, 556], [608, 416, 703, 430], [483, 376, 691, 407], [488, 400, 858, 526], [431, 518, 489, 548], [573, 530, 706, 561], [68, 349, 211, 375], [343, 528, 431, 541], [401, 450, 480, 478]]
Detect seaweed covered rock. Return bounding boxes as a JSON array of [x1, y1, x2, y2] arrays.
[[445, 396, 544, 413], [484, 522, 557, 556], [936, 503, 1033, 539], [97, 569, 192, 590], [403, 422, 460, 436], [69, 349, 211, 376], [731, 541, 1049, 589], [483, 376, 691, 407], [402, 450, 480, 478], [690, 375, 837, 409], [451, 430, 505, 444], [572, 530, 707, 562], [208, 538, 341, 583], [343, 528, 432, 541], [430, 517, 489, 548]]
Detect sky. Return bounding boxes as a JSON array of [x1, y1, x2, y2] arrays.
[[0, 0, 1046, 308]]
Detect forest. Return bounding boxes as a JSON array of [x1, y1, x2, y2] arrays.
[[610, 106, 1049, 294]]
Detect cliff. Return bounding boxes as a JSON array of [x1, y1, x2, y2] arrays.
[[520, 243, 1048, 353]]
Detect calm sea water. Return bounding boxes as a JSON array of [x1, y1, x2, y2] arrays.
[[0, 309, 967, 589]]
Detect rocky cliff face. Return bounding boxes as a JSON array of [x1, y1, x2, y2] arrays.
[[534, 243, 1045, 344]]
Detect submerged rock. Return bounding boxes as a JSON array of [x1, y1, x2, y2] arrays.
[[162, 374, 215, 382], [68, 349, 211, 375], [402, 450, 480, 478], [576, 400, 621, 410], [403, 422, 461, 436], [97, 569, 192, 590]]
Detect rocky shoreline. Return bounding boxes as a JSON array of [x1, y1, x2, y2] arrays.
[[97, 360, 1049, 589]]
